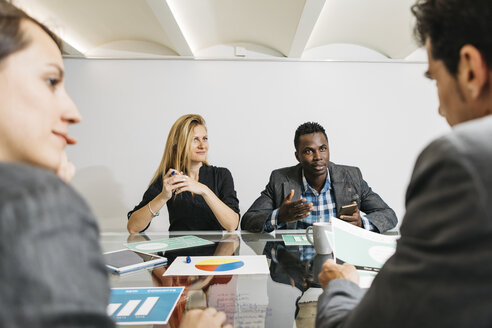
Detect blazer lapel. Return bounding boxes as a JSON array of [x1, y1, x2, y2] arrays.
[[329, 162, 358, 215], [284, 164, 303, 200], [285, 164, 304, 229]]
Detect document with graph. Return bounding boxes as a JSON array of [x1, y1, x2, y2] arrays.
[[108, 287, 184, 324], [332, 217, 398, 272], [163, 255, 270, 276]]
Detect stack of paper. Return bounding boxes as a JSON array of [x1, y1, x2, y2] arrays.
[[331, 217, 398, 271]]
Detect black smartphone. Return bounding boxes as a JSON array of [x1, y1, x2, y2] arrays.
[[338, 203, 358, 217]]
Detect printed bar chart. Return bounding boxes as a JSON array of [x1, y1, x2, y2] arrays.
[[109, 287, 184, 325]]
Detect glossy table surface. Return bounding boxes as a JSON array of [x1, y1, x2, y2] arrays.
[[101, 230, 331, 328]]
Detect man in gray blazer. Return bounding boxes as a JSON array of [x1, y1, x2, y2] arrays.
[[316, 0, 492, 327], [241, 122, 397, 233]]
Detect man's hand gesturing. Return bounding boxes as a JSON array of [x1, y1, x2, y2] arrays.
[[278, 189, 313, 223]]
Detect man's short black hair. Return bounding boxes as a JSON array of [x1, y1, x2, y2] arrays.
[[412, 0, 492, 76], [294, 122, 328, 150]]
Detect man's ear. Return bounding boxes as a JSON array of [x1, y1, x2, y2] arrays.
[[295, 151, 300, 162], [458, 45, 488, 100]]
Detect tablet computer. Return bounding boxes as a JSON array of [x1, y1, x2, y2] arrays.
[[104, 249, 167, 274]]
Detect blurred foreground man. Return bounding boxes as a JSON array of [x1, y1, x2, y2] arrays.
[[316, 0, 492, 327]]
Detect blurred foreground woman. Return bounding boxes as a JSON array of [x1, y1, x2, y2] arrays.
[[0, 1, 113, 327]]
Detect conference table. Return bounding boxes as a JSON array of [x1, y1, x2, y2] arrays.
[[101, 230, 333, 328]]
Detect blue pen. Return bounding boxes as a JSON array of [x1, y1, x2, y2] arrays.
[[171, 171, 177, 198], [186, 256, 191, 263]]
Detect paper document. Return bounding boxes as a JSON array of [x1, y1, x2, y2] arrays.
[[164, 255, 270, 276], [332, 218, 398, 271], [358, 270, 378, 289], [126, 235, 214, 253], [282, 234, 311, 246], [108, 287, 184, 325], [282, 233, 334, 247]]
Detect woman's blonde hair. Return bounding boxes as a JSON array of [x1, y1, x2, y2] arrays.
[[150, 114, 209, 185]]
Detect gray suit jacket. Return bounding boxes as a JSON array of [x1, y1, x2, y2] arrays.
[[316, 116, 492, 327], [0, 163, 114, 327], [241, 162, 397, 233]]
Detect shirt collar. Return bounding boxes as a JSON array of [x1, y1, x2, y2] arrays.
[[301, 168, 331, 196]]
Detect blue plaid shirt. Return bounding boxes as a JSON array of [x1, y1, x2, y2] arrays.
[[264, 169, 375, 260]]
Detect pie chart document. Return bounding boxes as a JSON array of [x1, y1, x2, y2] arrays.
[[163, 255, 269, 276]]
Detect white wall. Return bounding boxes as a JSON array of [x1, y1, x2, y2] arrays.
[[63, 58, 448, 232]]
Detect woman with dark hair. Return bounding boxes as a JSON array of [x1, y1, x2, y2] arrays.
[[0, 1, 230, 327], [127, 114, 240, 233]]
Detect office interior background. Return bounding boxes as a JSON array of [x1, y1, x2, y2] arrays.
[[15, 0, 449, 232]]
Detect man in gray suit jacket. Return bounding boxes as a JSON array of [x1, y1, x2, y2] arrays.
[[241, 122, 397, 233], [316, 0, 492, 327]]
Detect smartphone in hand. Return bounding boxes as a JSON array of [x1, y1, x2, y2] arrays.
[[338, 203, 358, 217]]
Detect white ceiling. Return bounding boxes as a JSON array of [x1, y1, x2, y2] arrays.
[[14, 0, 425, 61]]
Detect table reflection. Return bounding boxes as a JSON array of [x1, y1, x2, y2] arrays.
[[103, 231, 327, 328], [262, 240, 333, 317]]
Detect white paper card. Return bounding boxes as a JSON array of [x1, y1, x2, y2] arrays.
[[163, 255, 270, 276]]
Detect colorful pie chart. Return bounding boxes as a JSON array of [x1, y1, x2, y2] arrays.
[[195, 258, 244, 272]]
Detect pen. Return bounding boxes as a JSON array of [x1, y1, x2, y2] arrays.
[[171, 171, 176, 198]]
